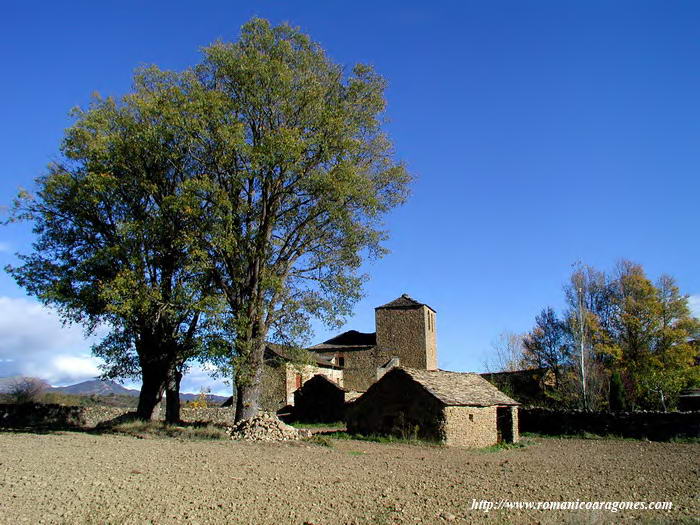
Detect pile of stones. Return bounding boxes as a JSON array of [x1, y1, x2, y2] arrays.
[[227, 412, 311, 441]]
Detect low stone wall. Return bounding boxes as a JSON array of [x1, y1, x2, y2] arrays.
[[519, 407, 700, 441], [0, 404, 235, 429], [0, 403, 88, 429], [179, 407, 234, 424]]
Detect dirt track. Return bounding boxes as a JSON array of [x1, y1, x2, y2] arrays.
[[0, 431, 697, 524]]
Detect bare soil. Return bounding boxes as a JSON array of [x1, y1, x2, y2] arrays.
[[0, 431, 697, 524]]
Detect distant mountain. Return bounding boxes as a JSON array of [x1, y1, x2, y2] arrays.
[[51, 379, 229, 403], [178, 392, 229, 404], [1, 376, 228, 403], [52, 379, 139, 397]]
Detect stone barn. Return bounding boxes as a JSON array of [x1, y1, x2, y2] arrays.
[[293, 374, 346, 423], [347, 367, 519, 447]]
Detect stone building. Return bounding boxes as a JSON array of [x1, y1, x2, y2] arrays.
[[346, 367, 520, 447], [261, 344, 343, 410], [309, 294, 437, 392], [243, 294, 438, 411], [293, 374, 346, 423], [223, 343, 343, 412]]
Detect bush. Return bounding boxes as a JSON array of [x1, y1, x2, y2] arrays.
[[9, 378, 46, 404]]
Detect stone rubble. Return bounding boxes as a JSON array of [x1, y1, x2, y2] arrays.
[[226, 412, 311, 441]]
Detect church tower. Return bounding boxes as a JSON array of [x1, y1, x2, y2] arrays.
[[374, 294, 437, 370]]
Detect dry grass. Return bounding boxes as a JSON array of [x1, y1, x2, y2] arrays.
[[108, 420, 229, 440]]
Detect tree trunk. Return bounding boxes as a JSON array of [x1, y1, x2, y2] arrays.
[[235, 380, 263, 422], [136, 364, 166, 421], [165, 364, 182, 424], [234, 344, 265, 422]]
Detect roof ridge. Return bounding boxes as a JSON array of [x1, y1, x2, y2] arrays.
[[395, 367, 519, 406]]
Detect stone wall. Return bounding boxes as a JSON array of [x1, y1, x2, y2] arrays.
[[0, 404, 234, 429], [442, 406, 498, 448], [260, 363, 288, 412], [510, 406, 519, 442], [375, 305, 436, 371], [519, 407, 700, 441], [346, 371, 446, 441], [336, 347, 395, 392], [282, 364, 343, 406], [0, 403, 90, 429]]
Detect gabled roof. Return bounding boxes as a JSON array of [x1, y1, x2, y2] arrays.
[[264, 344, 339, 368], [395, 367, 519, 406], [299, 373, 348, 392], [376, 294, 435, 312], [308, 330, 376, 352]]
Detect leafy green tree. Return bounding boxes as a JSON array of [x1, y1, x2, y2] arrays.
[[6, 67, 218, 422], [522, 307, 568, 384], [185, 19, 411, 420], [608, 370, 627, 411], [524, 261, 698, 410]]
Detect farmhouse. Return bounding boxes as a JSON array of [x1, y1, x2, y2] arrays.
[[346, 367, 520, 447], [309, 294, 437, 392], [254, 294, 438, 411], [293, 374, 347, 423], [234, 293, 519, 444]]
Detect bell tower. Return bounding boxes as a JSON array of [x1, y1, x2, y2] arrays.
[[374, 294, 437, 370]]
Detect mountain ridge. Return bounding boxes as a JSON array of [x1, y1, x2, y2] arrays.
[[0, 376, 228, 403]]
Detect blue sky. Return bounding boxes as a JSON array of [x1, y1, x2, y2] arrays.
[[1, 1, 698, 393]]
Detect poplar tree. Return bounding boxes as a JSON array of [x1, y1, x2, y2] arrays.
[[187, 19, 411, 420], [7, 68, 218, 421]]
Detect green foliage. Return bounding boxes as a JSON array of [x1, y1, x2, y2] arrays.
[[5, 18, 410, 420], [522, 307, 568, 382], [183, 19, 411, 416], [608, 371, 627, 411], [290, 421, 344, 429], [319, 431, 441, 446], [523, 260, 699, 410], [306, 434, 334, 447], [5, 64, 224, 419]]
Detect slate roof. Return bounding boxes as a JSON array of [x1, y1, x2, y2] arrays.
[[308, 330, 377, 352], [376, 294, 435, 312], [396, 367, 519, 406], [265, 343, 339, 368]]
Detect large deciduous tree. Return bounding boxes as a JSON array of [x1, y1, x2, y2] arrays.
[[521, 260, 699, 410], [7, 68, 218, 422], [185, 19, 411, 420]]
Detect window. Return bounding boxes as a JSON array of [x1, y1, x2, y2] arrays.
[[338, 356, 345, 368], [469, 414, 474, 422]]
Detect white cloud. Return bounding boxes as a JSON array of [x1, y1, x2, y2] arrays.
[[689, 295, 700, 319], [0, 242, 11, 254], [180, 363, 231, 397], [0, 296, 102, 385], [0, 296, 230, 394]]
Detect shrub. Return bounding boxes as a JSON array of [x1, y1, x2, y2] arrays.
[[9, 378, 46, 404]]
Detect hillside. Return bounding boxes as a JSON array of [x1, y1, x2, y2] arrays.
[[0, 376, 228, 404], [53, 379, 139, 397]]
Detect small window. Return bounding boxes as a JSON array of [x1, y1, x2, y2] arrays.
[[469, 414, 474, 422], [338, 356, 345, 368]]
